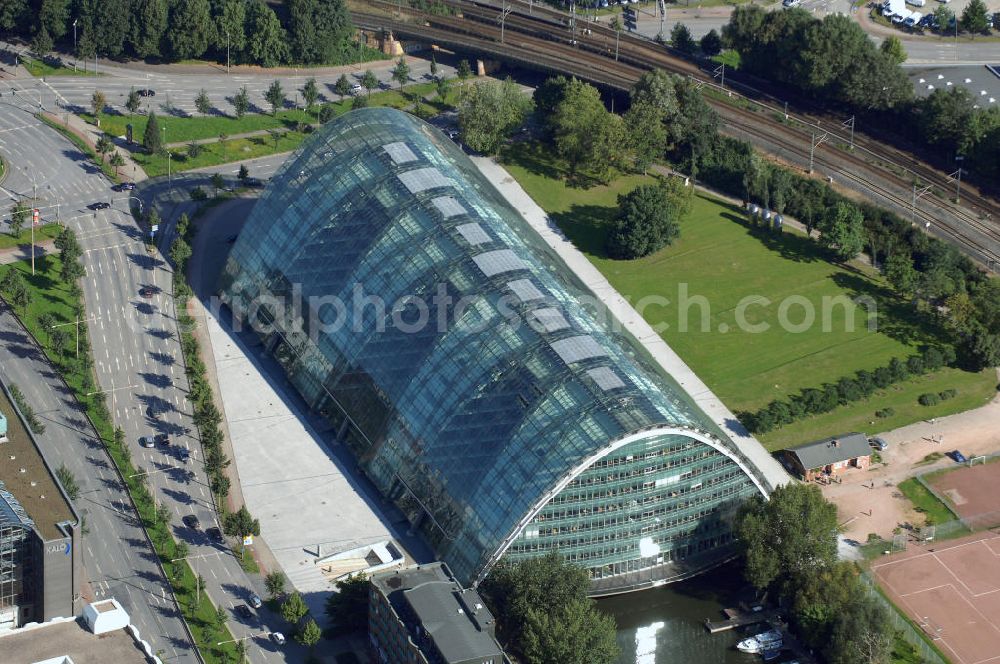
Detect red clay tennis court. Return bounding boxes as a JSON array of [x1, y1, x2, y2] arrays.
[[871, 530, 1000, 664], [928, 461, 1000, 530]]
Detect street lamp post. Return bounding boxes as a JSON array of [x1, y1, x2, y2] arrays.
[[85, 381, 133, 421], [56, 315, 100, 358], [226, 31, 230, 75], [73, 20, 77, 62], [171, 550, 232, 604]]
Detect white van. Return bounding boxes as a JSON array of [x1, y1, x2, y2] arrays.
[[906, 0, 925, 7]]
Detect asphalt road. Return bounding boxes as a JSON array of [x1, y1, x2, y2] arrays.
[[0, 91, 293, 660], [35, 58, 449, 123], [0, 99, 197, 660]]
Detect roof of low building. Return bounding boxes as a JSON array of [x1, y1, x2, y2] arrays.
[[787, 432, 871, 471], [0, 618, 145, 664], [373, 563, 504, 663], [0, 384, 75, 541]]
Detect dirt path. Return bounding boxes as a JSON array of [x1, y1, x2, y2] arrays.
[[822, 372, 1000, 542]]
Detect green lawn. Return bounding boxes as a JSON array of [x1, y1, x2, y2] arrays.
[[91, 80, 459, 178], [24, 57, 101, 77], [0, 223, 61, 251], [897, 478, 966, 529], [502, 142, 997, 450], [88, 108, 317, 145]]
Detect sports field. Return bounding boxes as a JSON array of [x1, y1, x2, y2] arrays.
[[872, 530, 1000, 664], [502, 143, 996, 449], [928, 460, 1000, 531]]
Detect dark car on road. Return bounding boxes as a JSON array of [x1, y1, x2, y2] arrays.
[[137, 89, 155, 97], [182, 514, 201, 530], [248, 593, 262, 609], [114, 182, 136, 191], [138, 435, 156, 448], [88, 201, 110, 210], [950, 450, 968, 464], [234, 604, 254, 621], [139, 286, 158, 298], [244, 177, 264, 188], [206, 526, 223, 542]]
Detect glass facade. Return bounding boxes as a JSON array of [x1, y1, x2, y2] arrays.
[[221, 108, 768, 593]]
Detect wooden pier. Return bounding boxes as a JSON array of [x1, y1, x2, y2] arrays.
[[705, 608, 779, 633]]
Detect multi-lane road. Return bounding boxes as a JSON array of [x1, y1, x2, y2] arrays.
[[0, 79, 290, 662], [0, 95, 198, 661]]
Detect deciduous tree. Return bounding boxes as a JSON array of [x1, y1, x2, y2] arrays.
[[670, 22, 696, 55], [264, 79, 284, 115], [244, 0, 288, 68], [195, 88, 211, 115], [301, 77, 319, 113], [166, 0, 213, 60], [334, 73, 351, 101], [960, 0, 990, 35], [128, 0, 168, 58], [607, 182, 682, 259], [280, 591, 308, 624], [819, 202, 865, 262], [325, 573, 368, 632], [879, 35, 907, 65], [735, 483, 839, 592], [391, 57, 410, 93], [700, 29, 722, 56], [458, 78, 533, 155], [91, 89, 106, 118], [361, 69, 378, 98]]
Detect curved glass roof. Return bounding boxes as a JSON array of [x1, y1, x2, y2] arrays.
[[222, 108, 762, 583]]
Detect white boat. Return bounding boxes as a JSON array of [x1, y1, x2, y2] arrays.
[[736, 629, 783, 654]]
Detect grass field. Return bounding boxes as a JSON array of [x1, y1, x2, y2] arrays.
[[0, 223, 61, 251], [91, 80, 458, 177], [24, 57, 101, 77], [502, 143, 996, 449], [897, 478, 965, 527]]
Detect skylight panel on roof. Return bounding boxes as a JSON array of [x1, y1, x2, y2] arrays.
[[456, 223, 491, 246], [528, 307, 570, 333], [507, 279, 544, 303], [586, 366, 626, 391], [432, 196, 466, 218], [398, 167, 450, 193], [383, 141, 418, 164], [550, 335, 607, 365], [472, 249, 526, 277]]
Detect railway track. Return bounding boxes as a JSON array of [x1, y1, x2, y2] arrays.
[[352, 0, 1000, 267]]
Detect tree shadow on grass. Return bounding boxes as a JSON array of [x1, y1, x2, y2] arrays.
[[550, 203, 615, 259], [720, 211, 826, 264], [829, 271, 947, 348]]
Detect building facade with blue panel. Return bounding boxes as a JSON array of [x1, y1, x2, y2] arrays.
[[220, 108, 773, 595]]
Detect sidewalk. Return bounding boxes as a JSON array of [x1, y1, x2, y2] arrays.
[[40, 110, 149, 182]]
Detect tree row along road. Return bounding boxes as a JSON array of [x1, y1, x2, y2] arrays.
[[354, 1, 1000, 269]]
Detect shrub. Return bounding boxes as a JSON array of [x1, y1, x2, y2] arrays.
[[918, 392, 940, 406], [906, 355, 925, 375], [189, 187, 207, 201], [922, 347, 944, 371], [875, 407, 895, 418], [938, 388, 957, 400]]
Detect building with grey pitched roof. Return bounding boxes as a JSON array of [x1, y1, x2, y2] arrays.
[[784, 433, 872, 482], [369, 562, 506, 664]]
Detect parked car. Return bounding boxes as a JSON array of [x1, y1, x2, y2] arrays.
[[139, 286, 157, 298], [870, 437, 889, 451], [248, 593, 263, 609], [206, 526, 223, 542], [234, 604, 254, 620], [782, 0, 801, 7], [178, 447, 191, 463], [950, 450, 968, 463], [350, 83, 363, 95], [137, 88, 155, 97], [138, 435, 156, 448], [88, 201, 110, 210], [113, 181, 135, 191], [244, 177, 264, 188], [182, 514, 201, 530], [271, 632, 286, 646]]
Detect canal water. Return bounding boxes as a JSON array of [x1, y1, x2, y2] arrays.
[[599, 563, 764, 664]]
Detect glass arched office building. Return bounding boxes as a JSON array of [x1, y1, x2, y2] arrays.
[[220, 108, 773, 595]]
